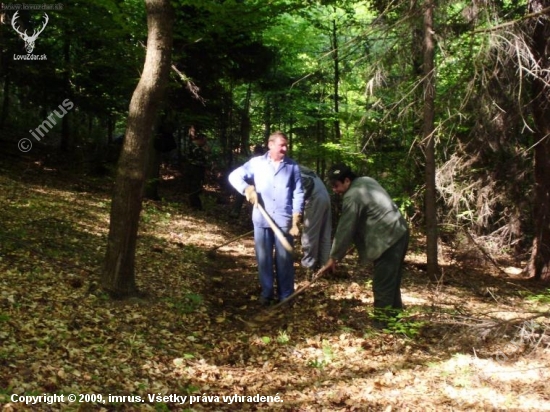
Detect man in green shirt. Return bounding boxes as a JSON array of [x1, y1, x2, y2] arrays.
[[323, 163, 409, 329]]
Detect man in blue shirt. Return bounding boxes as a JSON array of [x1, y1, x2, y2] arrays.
[[229, 132, 304, 305]]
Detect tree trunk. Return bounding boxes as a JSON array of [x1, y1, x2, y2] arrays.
[[331, 18, 341, 141], [239, 84, 252, 157], [102, 0, 174, 298], [316, 120, 326, 176], [0, 12, 9, 131], [422, 0, 439, 278], [60, 33, 72, 152], [0, 62, 10, 131], [263, 96, 271, 143], [143, 136, 162, 201], [526, 0, 550, 281]]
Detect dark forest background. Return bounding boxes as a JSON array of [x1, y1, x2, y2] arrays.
[[1, 0, 550, 284]]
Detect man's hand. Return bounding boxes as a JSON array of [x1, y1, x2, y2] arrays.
[[323, 258, 337, 273], [244, 185, 258, 205], [289, 213, 301, 236]]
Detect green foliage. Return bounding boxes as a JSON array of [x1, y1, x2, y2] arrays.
[[141, 204, 172, 225], [526, 289, 550, 304], [307, 339, 334, 369], [318, 142, 369, 169], [276, 330, 290, 344], [393, 195, 414, 220], [386, 315, 425, 338], [322, 339, 334, 361], [307, 358, 327, 369], [369, 307, 426, 338], [181, 293, 204, 313], [154, 403, 170, 412], [164, 293, 204, 315], [384, 311, 426, 338], [1, 0, 543, 262], [1, 3, 142, 153]]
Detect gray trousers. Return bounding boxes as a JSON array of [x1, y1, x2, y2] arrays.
[[301, 195, 332, 270]]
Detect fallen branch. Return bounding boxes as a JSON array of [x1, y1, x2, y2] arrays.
[[463, 228, 508, 275]]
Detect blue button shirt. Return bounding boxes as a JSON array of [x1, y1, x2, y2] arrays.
[[229, 153, 304, 230]]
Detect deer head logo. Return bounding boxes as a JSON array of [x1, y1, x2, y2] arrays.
[[11, 11, 49, 54]]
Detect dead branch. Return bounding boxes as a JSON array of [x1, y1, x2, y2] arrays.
[[463, 228, 508, 275], [473, 6, 550, 34], [170, 64, 205, 104]]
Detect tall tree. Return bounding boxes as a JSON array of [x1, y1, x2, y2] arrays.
[[527, 1, 550, 281], [102, 0, 174, 298], [422, 0, 438, 277], [330, 17, 341, 141]]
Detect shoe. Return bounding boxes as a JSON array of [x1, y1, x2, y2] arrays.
[[279, 297, 294, 308], [258, 296, 273, 306], [372, 320, 387, 330]]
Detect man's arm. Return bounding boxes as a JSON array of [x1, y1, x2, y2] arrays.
[[330, 196, 359, 261], [228, 160, 254, 194]]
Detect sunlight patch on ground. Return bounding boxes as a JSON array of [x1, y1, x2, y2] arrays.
[[503, 266, 523, 276], [169, 217, 226, 243], [425, 352, 550, 410], [403, 294, 431, 306]]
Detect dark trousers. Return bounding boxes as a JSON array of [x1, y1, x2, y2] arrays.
[[372, 229, 409, 324]]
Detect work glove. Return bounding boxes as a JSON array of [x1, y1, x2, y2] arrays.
[[244, 185, 258, 205], [289, 213, 301, 236]]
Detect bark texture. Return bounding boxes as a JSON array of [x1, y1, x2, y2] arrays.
[[527, 1, 550, 281], [423, 0, 439, 278], [102, 0, 174, 297]]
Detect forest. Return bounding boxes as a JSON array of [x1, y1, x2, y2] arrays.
[[1, 0, 550, 410]]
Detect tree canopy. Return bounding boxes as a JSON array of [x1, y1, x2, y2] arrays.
[[2, 0, 550, 409], [1, 0, 549, 276]]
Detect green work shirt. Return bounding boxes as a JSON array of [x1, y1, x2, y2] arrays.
[[330, 177, 408, 263]]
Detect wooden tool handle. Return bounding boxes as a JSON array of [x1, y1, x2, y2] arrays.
[[209, 230, 254, 252], [256, 203, 293, 252]]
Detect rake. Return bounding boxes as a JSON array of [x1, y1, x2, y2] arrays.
[[236, 265, 331, 327], [206, 229, 254, 258]]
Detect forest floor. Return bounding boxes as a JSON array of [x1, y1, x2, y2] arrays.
[[1, 155, 550, 411]]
